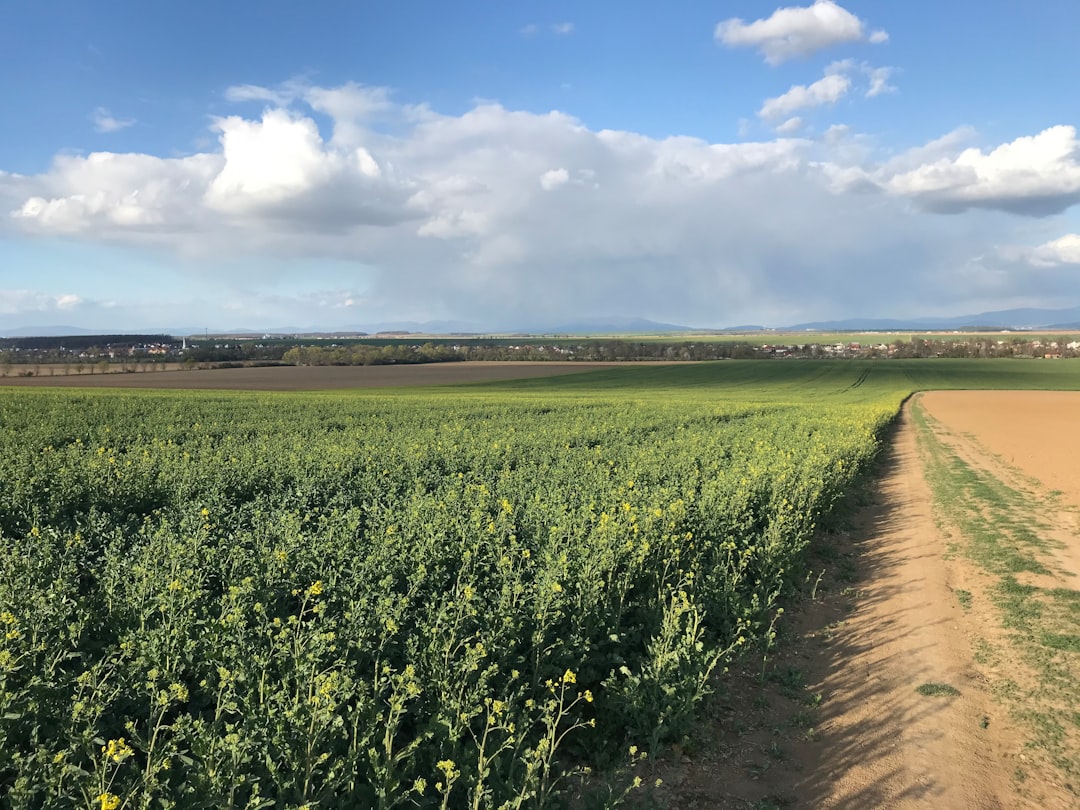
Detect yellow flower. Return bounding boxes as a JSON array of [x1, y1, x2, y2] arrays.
[[551, 582, 563, 593], [583, 689, 594, 703], [98, 793, 121, 810], [436, 759, 459, 779], [308, 580, 324, 597], [102, 738, 134, 764], [562, 669, 576, 685]]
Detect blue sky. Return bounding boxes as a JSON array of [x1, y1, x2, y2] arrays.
[[2, 0, 1079, 331]]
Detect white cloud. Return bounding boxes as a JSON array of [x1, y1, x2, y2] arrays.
[[1028, 234, 1080, 267], [758, 61, 894, 122], [716, 1, 886, 64], [224, 84, 292, 106], [11, 151, 220, 233], [539, 168, 570, 190], [521, 22, 575, 36], [865, 66, 897, 97], [0, 290, 86, 315], [92, 107, 135, 133], [759, 72, 850, 120], [5, 84, 1080, 327], [886, 126, 1080, 215], [775, 117, 804, 135]]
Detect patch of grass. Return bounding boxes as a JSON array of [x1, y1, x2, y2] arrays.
[[955, 588, 972, 610], [916, 682, 961, 697], [1040, 633, 1080, 652], [973, 638, 996, 665]]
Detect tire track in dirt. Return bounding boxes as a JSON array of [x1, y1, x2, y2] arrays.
[[792, 401, 1027, 809]]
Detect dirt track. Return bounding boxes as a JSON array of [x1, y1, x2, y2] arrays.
[[798, 400, 1025, 808], [667, 392, 1080, 808]]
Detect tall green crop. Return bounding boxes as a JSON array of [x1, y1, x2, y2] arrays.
[[0, 373, 903, 808]]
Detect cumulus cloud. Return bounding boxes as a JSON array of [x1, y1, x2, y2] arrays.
[[4, 83, 1080, 326], [716, 1, 886, 64], [886, 126, 1080, 215], [866, 66, 897, 97], [775, 117, 804, 135], [92, 107, 135, 133], [539, 168, 570, 190], [0, 290, 85, 315], [1028, 234, 1080, 267], [759, 61, 895, 124], [11, 151, 221, 233], [759, 72, 850, 120]]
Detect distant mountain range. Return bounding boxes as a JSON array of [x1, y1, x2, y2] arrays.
[[4, 307, 1080, 338], [784, 306, 1080, 332]]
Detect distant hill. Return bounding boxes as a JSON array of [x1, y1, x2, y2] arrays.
[[783, 306, 1080, 332], [520, 317, 694, 334], [6, 307, 1080, 339]]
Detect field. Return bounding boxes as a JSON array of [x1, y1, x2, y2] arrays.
[[0, 362, 668, 391], [2, 360, 1079, 808]]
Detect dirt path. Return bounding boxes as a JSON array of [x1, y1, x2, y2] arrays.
[[796, 401, 1027, 808], [665, 396, 1080, 808]]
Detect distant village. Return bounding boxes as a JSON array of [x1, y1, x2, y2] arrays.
[[1, 332, 1078, 375]]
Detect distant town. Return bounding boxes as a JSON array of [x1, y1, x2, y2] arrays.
[[1, 331, 1078, 376]]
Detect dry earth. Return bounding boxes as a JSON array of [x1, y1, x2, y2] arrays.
[[659, 392, 1080, 809], [0, 361, 667, 390]]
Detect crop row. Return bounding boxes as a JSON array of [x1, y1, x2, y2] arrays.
[[0, 388, 898, 808]]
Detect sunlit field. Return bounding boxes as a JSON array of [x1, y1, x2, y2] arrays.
[[3, 360, 1079, 808]]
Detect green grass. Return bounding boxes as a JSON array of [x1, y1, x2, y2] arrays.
[[916, 683, 961, 697], [470, 359, 1080, 400]]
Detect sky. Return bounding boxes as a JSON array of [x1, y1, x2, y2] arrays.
[[1, 0, 1079, 332]]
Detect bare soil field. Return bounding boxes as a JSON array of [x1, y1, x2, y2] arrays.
[[919, 390, 1080, 509], [0, 361, 665, 390], [660, 392, 1080, 808]]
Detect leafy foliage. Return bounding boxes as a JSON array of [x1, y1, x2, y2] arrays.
[[0, 370, 902, 807]]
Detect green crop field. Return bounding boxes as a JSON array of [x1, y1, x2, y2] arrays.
[[2, 360, 1079, 809]]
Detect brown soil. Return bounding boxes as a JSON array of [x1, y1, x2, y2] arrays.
[[0, 361, 667, 390], [658, 394, 1080, 809], [918, 390, 1080, 509]]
